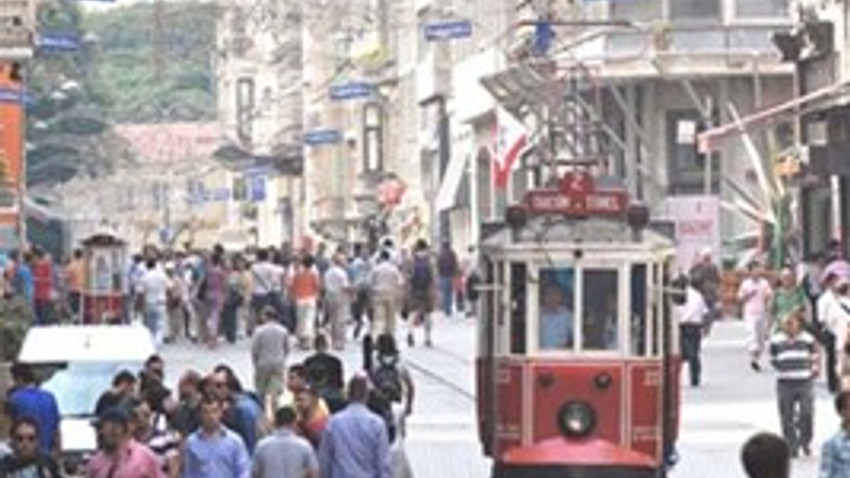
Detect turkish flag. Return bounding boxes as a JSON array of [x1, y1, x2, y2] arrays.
[[493, 107, 527, 189]]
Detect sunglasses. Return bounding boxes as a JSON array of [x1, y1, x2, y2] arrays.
[[13, 434, 36, 442]]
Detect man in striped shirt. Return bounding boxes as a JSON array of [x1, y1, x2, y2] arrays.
[[770, 311, 821, 458]]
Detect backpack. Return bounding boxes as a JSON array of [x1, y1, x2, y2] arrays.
[[371, 355, 403, 403], [410, 256, 432, 290]]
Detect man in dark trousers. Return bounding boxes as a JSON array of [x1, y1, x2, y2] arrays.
[[304, 334, 345, 413]]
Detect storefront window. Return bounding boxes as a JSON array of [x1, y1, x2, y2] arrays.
[[538, 267, 575, 350], [582, 270, 619, 351], [735, 0, 789, 18]]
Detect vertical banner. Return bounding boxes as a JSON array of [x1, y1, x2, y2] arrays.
[[659, 195, 721, 274], [0, 66, 23, 250]]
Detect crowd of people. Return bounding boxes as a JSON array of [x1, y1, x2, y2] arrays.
[[0, 237, 481, 351], [1, 326, 418, 478], [0, 235, 488, 478], [675, 242, 850, 476]]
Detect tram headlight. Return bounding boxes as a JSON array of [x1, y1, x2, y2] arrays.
[[557, 401, 596, 439]]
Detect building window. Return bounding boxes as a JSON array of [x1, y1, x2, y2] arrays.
[[611, 0, 662, 22], [735, 0, 789, 18], [666, 109, 719, 195], [236, 77, 255, 142], [669, 0, 721, 21]]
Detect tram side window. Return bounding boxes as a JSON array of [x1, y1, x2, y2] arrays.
[[582, 270, 619, 351], [510, 263, 527, 355], [538, 268, 575, 350], [631, 264, 648, 356]]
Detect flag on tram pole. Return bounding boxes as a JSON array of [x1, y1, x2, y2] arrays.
[[493, 107, 527, 189]]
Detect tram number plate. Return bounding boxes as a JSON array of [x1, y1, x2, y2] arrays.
[[632, 426, 661, 442]]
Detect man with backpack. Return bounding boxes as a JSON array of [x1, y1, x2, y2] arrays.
[[407, 239, 436, 347], [369, 334, 415, 434]]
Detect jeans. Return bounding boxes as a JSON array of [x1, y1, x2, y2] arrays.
[[221, 292, 241, 343], [777, 380, 814, 453], [144, 303, 166, 346], [439, 275, 454, 316], [34, 300, 55, 326], [680, 324, 703, 386]]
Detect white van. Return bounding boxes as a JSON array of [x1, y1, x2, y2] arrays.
[[17, 324, 155, 475]]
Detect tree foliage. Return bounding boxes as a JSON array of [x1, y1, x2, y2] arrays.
[[83, 1, 217, 123]]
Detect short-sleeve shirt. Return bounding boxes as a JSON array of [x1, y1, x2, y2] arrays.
[[252, 429, 318, 478], [738, 277, 772, 318], [86, 439, 163, 478]]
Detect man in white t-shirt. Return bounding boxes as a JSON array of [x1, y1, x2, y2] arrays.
[[137, 257, 172, 346], [323, 254, 353, 350], [250, 248, 282, 333], [738, 262, 773, 371]]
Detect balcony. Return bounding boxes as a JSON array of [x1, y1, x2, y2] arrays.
[[0, 0, 33, 58]]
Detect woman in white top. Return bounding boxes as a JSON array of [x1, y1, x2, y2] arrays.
[[737, 262, 773, 371], [824, 276, 850, 382]]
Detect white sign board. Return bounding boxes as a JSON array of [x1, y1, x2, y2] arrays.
[[659, 196, 721, 274]]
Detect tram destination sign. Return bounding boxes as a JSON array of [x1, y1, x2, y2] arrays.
[[524, 172, 628, 217]]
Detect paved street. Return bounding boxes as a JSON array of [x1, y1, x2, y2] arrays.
[[160, 316, 837, 477]]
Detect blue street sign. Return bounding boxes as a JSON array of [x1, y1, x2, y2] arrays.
[[248, 175, 266, 202], [532, 21, 554, 56], [204, 188, 231, 202], [37, 32, 80, 52], [303, 129, 342, 146], [330, 82, 373, 101], [423, 20, 473, 42]]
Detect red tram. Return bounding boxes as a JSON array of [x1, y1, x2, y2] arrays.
[[476, 171, 680, 478]]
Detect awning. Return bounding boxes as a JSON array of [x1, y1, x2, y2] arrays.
[[435, 152, 471, 213], [697, 80, 850, 153]]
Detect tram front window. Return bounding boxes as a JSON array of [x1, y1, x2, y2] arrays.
[[582, 270, 619, 351], [539, 268, 575, 350]]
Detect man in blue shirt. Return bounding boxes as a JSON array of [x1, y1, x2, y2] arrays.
[[318, 374, 391, 478], [6, 362, 60, 455], [819, 390, 850, 477], [183, 397, 250, 478], [539, 285, 574, 349]]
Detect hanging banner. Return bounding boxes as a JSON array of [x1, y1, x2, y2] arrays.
[[0, 67, 23, 250], [659, 195, 721, 273]]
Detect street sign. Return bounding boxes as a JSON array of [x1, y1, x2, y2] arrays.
[[203, 188, 230, 202], [423, 20, 473, 42], [303, 129, 342, 146], [524, 172, 628, 217], [329, 82, 373, 101], [0, 87, 22, 104], [37, 32, 80, 52], [248, 175, 266, 202]]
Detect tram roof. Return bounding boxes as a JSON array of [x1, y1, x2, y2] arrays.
[[481, 216, 674, 254]]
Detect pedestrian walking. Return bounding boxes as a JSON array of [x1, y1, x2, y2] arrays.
[[94, 370, 138, 416], [86, 408, 163, 478], [369, 334, 415, 441], [249, 248, 282, 335], [823, 275, 850, 392], [770, 268, 809, 334], [65, 249, 85, 321], [406, 240, 435, 348], [304, 334, 345, 413], [818, 272, 842, 393], [128, 398, 181, 478], [31, 248, 55, 325], [210, 366, 264, 454], [819, 390, 850, 477], [370, 250, 404, 337], [688, 249, 722, 326], [349, 245, 372, 340], [291, 256, 320, 350], [674, 276, 708, 387], [221, 255, 248, 344], [323, 253, 353, 350], [737, 261, 773, 371], [318, 375, 392, 478], [6, 363, 60, 456], [293, 385, 329, 449], [0, 417, 62, 478], [169, 370, 203, 439], [252, 307, 289, 410], [136, 256, 171, 346], [769, 311, 821, 457], [436, 242, 459, 318], [252, 406, 319, 478], [740, 432, 790, 478], [203, 253, 228, 348], [182, 398, 251, 478]]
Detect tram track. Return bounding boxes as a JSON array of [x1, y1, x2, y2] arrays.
[[405, 346, 477, 402]]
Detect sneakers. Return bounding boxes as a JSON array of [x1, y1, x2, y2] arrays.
[[750, 361, 761, 372]]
